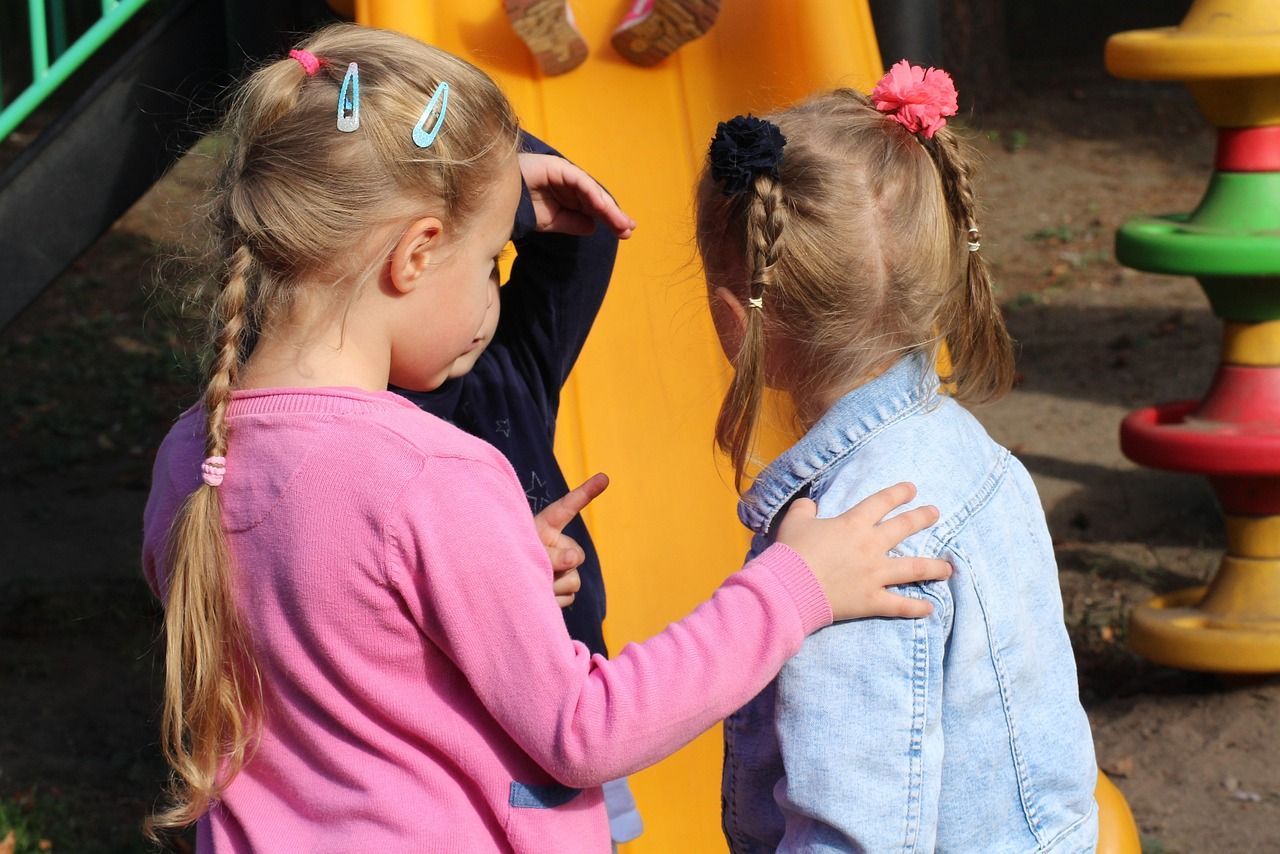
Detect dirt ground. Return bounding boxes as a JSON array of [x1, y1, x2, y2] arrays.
[[2, 60, 1276, 852]]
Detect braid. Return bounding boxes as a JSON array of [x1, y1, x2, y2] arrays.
[[924, 129, 1014, 403], [746, 176, 789, 298], [204, 244, 252, 456], [716, 175, 789, 491], [147, 243, 262, 840]]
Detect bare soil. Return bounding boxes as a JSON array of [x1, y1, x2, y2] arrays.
[[2, 62, 1276, 853]]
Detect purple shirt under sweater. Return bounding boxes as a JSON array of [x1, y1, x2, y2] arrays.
[[142, 387, 832, 852]]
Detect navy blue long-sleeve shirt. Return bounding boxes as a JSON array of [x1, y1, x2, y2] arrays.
[[396, 135, 616, 657]]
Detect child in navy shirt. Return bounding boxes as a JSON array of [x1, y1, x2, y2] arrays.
[[396, 133, 642, 843]]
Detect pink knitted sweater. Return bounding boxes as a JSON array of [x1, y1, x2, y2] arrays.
[[143, 388, 832, 852]]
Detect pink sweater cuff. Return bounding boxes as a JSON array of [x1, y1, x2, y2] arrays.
[[753, 543, 833, 634]]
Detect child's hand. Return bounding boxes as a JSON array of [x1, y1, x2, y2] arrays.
[[774, 482, 951, 622], [532, 473, 610, 608], [552, 562, 582, 609], [518, 153, 636, 239]]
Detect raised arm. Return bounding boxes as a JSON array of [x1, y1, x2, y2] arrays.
[[495, 133, 633, 409]]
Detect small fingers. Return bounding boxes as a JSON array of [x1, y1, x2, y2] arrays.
[[549, 161, 636, 237], [552, 567, 582, 598], [598, 198, 637, 238], [881, 557, 952, 587], [537, 473, 610, 536], [572, 472, 610, 505], [550, 544, 586, 572], [876, 504, 940, 546], [555, 473, 609, 520], [550, 211, 599, 236], [775, 497, 819, 541], [579, 182, 636, 236], [875, 591, 935, 619], [849, 482, 917, 525], [786, 497, 819, 522]]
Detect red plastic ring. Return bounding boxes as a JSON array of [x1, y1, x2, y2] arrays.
[[1216, 127, 1280, 172]]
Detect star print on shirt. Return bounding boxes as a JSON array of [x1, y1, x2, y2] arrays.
[[495, 419, 511, 437], [525, 470, 554, 514]]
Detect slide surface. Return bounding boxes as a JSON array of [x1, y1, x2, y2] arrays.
[[356, 2, 882, 849]]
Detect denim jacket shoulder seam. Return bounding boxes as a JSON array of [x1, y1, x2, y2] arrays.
[[929, 446, 1013, 548]]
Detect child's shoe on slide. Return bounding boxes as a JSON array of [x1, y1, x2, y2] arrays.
[[506, 0, 589, 76], [611, 0, 722, 67]]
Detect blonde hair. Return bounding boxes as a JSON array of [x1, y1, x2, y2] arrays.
[[148, 24, 519, 836], [695, 89, 1013, 491]]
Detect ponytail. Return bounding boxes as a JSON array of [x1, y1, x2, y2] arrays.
[[715, 175, 789, 492], [926, 130, 1014, 404], [698, 85, 1014, 495], [146, 244, 262, 838]]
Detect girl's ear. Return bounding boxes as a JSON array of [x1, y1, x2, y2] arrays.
[[710, 285, 751, 362], [721, 285, 747, 330], [715, 286, 749, 331], [389, 216, 444, 294]]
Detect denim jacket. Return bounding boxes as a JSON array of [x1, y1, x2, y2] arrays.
[[722, 354, 1098, 854]]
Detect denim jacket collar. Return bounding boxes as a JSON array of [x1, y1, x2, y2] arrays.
[[739, 352, 938, 536]]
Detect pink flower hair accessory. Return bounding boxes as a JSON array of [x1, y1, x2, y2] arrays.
[[201, 456, 227, 488], [871, 59, 959, 140], [289, 49, 321, 77]]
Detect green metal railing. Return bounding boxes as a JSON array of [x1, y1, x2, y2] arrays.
[[0, 0, 152, 142]]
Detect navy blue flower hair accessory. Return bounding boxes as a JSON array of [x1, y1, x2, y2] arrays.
[[709, 115, 787, 196]]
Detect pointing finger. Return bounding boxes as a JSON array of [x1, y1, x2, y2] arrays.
[[537, 473, 610, 535]]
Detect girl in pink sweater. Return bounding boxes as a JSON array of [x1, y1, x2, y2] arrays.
[[143, 24, 951, 852]]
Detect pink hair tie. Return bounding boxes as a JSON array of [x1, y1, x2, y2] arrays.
[[289, 49, 321, 76], [871, 59, 959, 140], [201, 456, 227, 488]]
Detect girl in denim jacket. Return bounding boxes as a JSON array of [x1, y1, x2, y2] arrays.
[[697, 64, 1099, 853]]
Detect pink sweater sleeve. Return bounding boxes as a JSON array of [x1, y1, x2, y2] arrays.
[[385, 454, 832, 788]]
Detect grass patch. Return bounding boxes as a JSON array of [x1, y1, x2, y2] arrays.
[[0, 787, 73, 853]]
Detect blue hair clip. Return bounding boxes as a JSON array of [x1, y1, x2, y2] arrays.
[[412, 81, 450, 149], [337, 62, 360, 133]]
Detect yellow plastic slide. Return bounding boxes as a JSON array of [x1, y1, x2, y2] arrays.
[[354, 2, 881, 850]]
